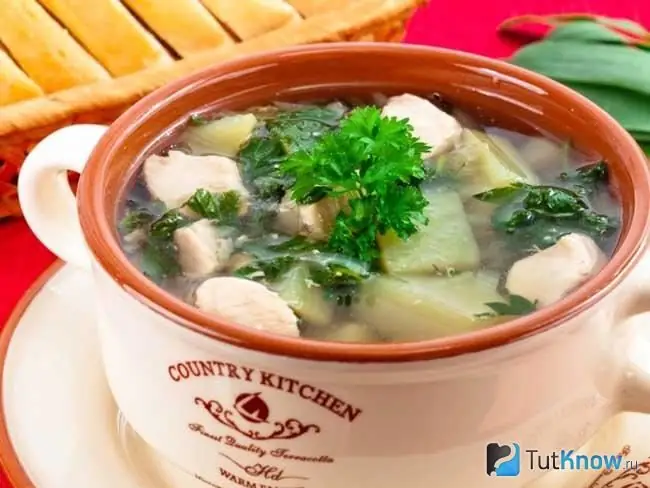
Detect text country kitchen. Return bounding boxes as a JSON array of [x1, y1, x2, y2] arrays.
[[168, 360, 362, 423]]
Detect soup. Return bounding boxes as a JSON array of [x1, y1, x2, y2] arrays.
[[118, 93, 621, 343]]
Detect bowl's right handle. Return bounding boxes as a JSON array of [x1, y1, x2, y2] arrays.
[[611, 247, 650, 413], [18, 125, 108, 270]]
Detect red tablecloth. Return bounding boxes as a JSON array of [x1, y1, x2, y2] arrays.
[[1, 0, 649, 485]]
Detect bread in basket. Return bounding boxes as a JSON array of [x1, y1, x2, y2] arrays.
[[0, 0, 426, 219]]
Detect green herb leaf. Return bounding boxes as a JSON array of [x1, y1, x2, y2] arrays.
[[478, 181, 618, 252], [485, 294, 538, 316], [473, 183, 526, 203], [269, 106, 342, 153], [140, 239, 180, 281], [149, 209, 189, 239], [239, 135, 292, 203], [235, 237, 371, 305], [280, 106, 430, 267], [184, 189, 241, 223], [558, 160, 609, 196], [120, 208, 155, 233]]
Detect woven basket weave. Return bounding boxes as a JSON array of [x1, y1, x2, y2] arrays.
[[0, 0, 425, 220]]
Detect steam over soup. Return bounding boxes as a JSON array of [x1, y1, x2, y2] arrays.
[[119, 93, 622, 343]]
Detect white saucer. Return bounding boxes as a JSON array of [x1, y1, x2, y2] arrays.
[[0, 263, 205, 488], [2, 263, 650, 488]]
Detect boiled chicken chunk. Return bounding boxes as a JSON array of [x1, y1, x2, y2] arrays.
[[173, 219, 233, 277], [195, 277, 300, 337], [275, 194, 327, 240], [143, 151, 248, 209], [381, 93, 462, 158], [505, 233, 607, 307]]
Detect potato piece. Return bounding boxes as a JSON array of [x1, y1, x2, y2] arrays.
[[379, 187, 480, 274], [352, 272, 507, 342], [272, 265, 334, 327], [443, 129, 527, 198], [473, 131, 539, 184], [181, 114, 258, 157]]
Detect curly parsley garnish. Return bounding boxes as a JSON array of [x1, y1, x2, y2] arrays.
[[280, 106, 431, 267]]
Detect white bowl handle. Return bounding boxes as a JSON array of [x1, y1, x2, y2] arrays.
[[613, 248, 650, 412], [18, 125, 108, 270]]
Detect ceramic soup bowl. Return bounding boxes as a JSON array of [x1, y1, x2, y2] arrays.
[[17, 43, 650, 487]]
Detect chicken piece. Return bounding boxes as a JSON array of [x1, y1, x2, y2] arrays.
[[173, 219, 233, 277], [505, 233, 607, 307], [382, 93, 462, 158], [143, 151, 248, 210], [275, 194, 328, 240], [195, 277, 299, 337]]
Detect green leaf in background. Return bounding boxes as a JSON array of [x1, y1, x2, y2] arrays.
[[561, 83, 650, 136], [507, 15, 650, 152], [511, 41, 650, 98], [546, 21, 635, 44]]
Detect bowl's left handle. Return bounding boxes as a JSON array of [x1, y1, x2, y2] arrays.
[[18, 125, 109, 270]]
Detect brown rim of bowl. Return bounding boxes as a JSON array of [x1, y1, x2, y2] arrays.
[[0, 262, 63, 488], [78, 42, 650, 363]]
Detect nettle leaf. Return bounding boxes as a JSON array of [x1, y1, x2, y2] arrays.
[[473, 184, 526, 203], [184, 189, 241, 223], [485, 294, 538, 316], [149, 209, 189, 238]]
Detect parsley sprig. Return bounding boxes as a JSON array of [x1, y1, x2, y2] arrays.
[[281, 106, 431, 267]]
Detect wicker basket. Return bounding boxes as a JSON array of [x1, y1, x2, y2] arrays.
[[0, 0, 426, 219]]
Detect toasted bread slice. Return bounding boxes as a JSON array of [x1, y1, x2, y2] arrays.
[[285, 0, 352, 16], [40, 0, 173, 76], [122, 0, 234, 56], [0, 0, 110, 93], [0, 49, 43, 106], [201, 0, 302, 40]]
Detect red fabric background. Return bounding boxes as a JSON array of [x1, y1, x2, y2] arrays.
[[1, 0, 649, 485]]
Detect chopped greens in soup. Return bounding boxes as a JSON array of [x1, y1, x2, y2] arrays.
[[119, 93, 621, 343]]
